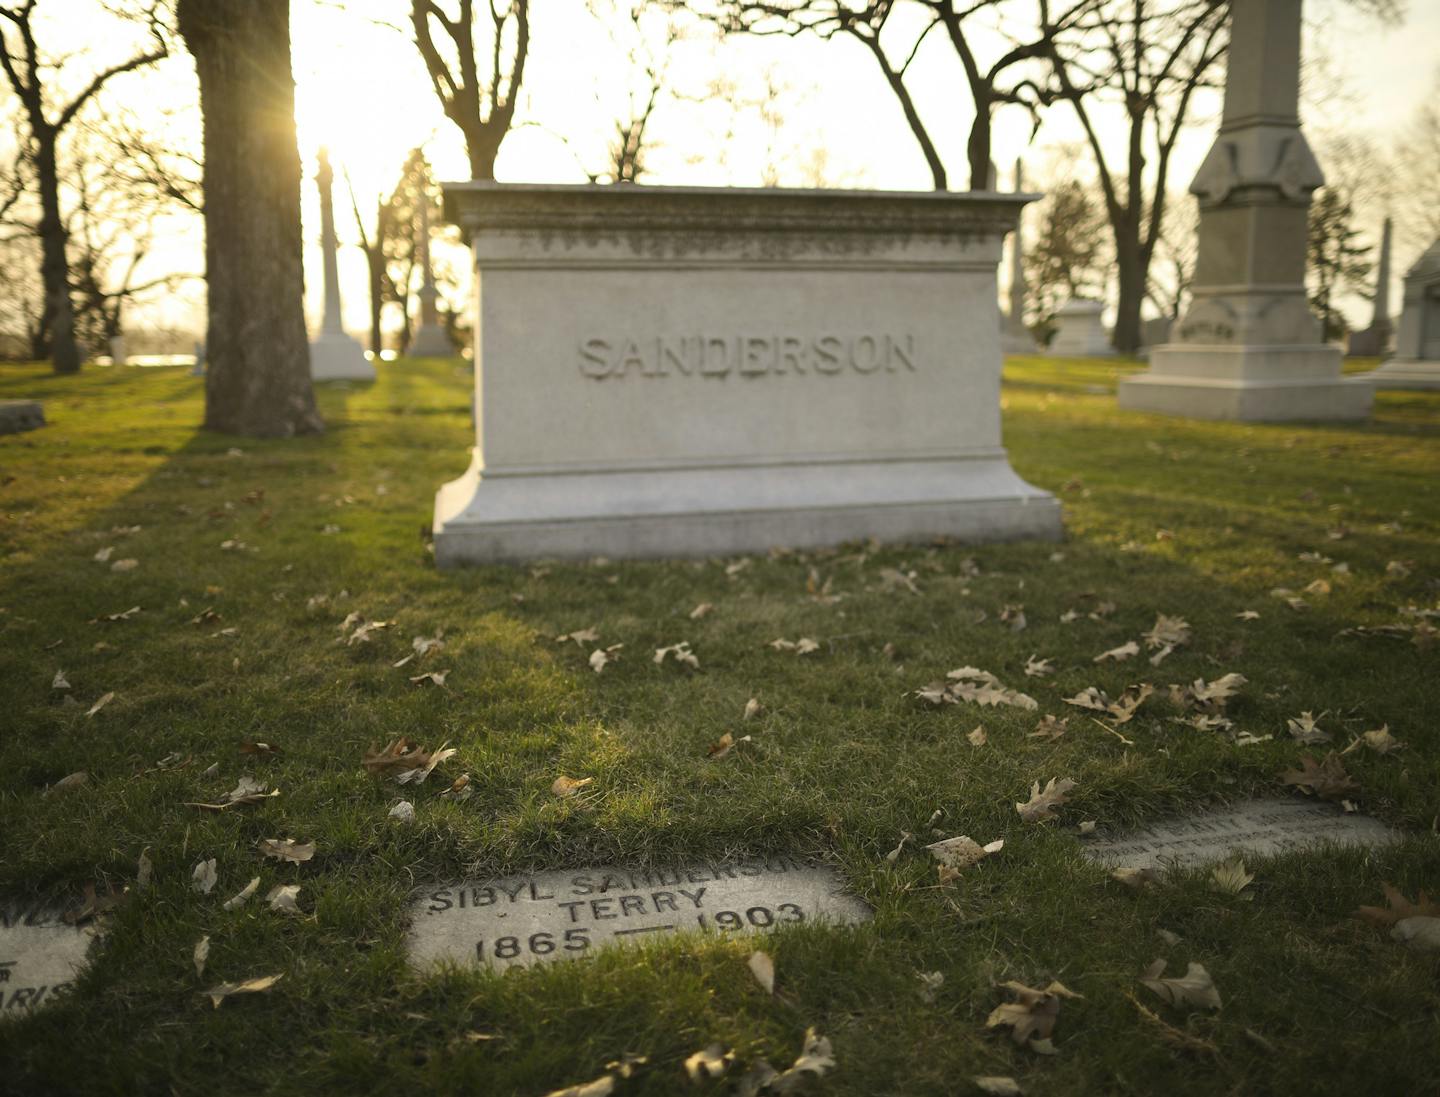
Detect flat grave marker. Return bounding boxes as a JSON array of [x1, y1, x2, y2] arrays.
[[408, 855, 870, 971], [1083, 798, 1403, 872], [0, 901, 95, 1014]]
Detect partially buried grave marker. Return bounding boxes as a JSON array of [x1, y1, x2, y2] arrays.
[[408, 855, 870, 971], [0, 900, 95, 1013], [1083, 798, 1402, 872]]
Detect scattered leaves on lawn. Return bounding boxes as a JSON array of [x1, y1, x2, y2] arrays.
[[654, 642, 700, 669], [1280, 752, 1360, 801], [1023, 655, 1054, 678], [185, 775, 280, 811], [1016, 778, 1077, 823], [192, 858, 218, 894], [684, 1044, 733, 1082], [1286, 711, 1331, 745], [769, 637, 820, 655], [552, 775, 594, 798], [257, 838, 315, 863], [408, 670, 449, 687], [266, 884, 302, 914], [689, 602, 715, 620], [44, 771, 89, 796], [1140, 960, 1221, 1010], [986, 980, 1082, 1053], [193, 935, 210, 978], [202, 973, 282, 1008], [747, 951, 775, 994], [1029, 715, 1069, 741], [708, 732, 752, 759], [1063, 685, 1152, 724], [967, 725, 988, 747], [362, 738, 456, 783], [1094, 640, 1140, 663], [1210, 858, 1254, 896], [222, 877, 261, 911], [1142, 614, 1191, 664], [973, 1078, 1024, 1096], [919, 667, 1037, 711], [557, 627, 600, 646], [589, 644, 623, 672], [85, 691, 114, 717], [743, 697, 762, 721], [927, 836, 1003, 881], [1356, 884, 1440, 926]]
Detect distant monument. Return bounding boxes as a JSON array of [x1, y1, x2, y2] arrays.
[[1346, 217, 1393, 356], [1119, 0, 1371, 420], [309, 147, 375, 382], [1000, 158, 1035, 355], [432, 182, 1060, 564], [1048, 299, 1112, 357], [407, 191, 452, 358], [1366, 236, 1440, 390]]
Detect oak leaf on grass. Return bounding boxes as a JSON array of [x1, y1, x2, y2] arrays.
[[985, 980, 1083, 1053], [223, 877, 261, 911], [257, 838, 315, 863], [551, 775, 594, 798], [707, 732, 751, 759], [1280, 752, 1360, 801], [1139, 960, 1221, 1010], [202, 973, 282, 1008], [1016, 778, 1077, 823], [1356, 883, 1440, 927], [192, 858, 218, 894], [684, 1044, 733, 1082], [770, 1028, 835, 1091]]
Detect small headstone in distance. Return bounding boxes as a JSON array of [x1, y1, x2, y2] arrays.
[[408, 856, 870, 971], [0, 400, 45, 436], [0, 900, 95, 1013], [1083, 798, 1401, 872]]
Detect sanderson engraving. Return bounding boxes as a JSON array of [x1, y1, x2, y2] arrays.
[[578, 333, 917, 379]]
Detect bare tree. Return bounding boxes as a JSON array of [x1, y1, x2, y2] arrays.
[[1024, 175, 1110, 334], [177, 0, 322, 437], [1392, 69, 1440, 253], [0, 0, 169, 373], [412, 0, 529, 180], [1146, 187, 1196, 322]]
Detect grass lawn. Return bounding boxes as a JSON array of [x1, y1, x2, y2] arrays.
[[0, 355, 1436, 1096]]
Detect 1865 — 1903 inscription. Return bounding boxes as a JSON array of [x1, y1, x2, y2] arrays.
[[407, 855, 870, 970]]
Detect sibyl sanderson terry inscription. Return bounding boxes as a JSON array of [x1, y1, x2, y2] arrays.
[[407, 856, 871, 971], [578, 333, 917, 379], [0, 901, 95, 1013]]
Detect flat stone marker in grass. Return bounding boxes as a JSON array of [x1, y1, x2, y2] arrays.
[[408, 856, 870, 971], [0, 902, 94, 1013], [0, 399, 45, 435], [1083, 798, 1402, 872]]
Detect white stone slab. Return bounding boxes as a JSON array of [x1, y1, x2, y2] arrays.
[[0, 901, 95, 1013], [408, 856, 871, 971], [1083, 798, 1403, 872]]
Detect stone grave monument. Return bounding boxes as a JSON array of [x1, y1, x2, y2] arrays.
[[0, 400, 45, 435], [999, 159, 1035, 355], [407, 191, 453, 358], [1346, 216, 1393, 357], [309, 148, 375, 383], [1048, 299, 1112, 357], [1118, 0, 1372, 420], [0, 899, 95, 1011], [431, 182, 1062, 564], [1366, 235, 1440, 390]]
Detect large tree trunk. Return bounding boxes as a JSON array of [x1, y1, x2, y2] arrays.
[[1112, 240, 1145, 354], [34, 138, 80, 374], [178, 0, 322, 437]]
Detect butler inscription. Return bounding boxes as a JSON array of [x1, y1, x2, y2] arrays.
[[0, 901, 94, 1013], [578, 333, 917, 379], [408, 856, 870, 971], [1084, 798, 1402, 872]]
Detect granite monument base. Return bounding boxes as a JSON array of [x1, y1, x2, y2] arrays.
[[1365, 358, 1440, 391], [310, 332, 375, 382], [408, 325, 453, 358]]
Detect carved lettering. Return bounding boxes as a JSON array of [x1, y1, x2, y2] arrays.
[[577, 334, 917, 379]]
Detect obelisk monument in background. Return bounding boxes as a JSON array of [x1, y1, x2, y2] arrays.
[[1347, 217, 1393, 356], [309, 147, 375, 382], [1119, 0, 1371, 420], [408, 192, 453, 358]]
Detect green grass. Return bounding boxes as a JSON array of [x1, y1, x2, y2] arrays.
[[0, 356, 1436, 1096]]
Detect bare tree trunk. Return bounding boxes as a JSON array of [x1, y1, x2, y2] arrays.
[[33, 138, 80, 373], [178, 0, 321, 437]]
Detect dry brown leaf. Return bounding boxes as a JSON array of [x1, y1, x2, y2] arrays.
[[1392, 917, 1440, 951], [1356, 883, 1440, 926], [747, 951, 775, 994], [1016, 777, 1077, 823], [1280, 752, 1360, 801], [1000, 604, 1027, 631], [743, 697, 762, 721], [589, 644, 623, 672], [1023, 654, 1054, 678], [239, 740, 282, 758], [683, 1044, 733, 1082], [1344, 725, 1404, 755], [362, 738, 455, 784], [44, 771, 89, 796], [85, 691, 115, 717], [557, 627, 600, 646], [689, 602, 715, 620], [541, 1075, 615, 1097], [223, 877, 261, 911], [202, 973, 282, 1008], [257, 838, 315, 863], [1028, 715, 1068, 741], [926, 835, 1003, 879], [1139, 960, 1221, 1010], [1094, 640, 1140, 663], [193, 935, 210, 979], [1210, 858, 1254, 896], [1285, 711, 1331, 745], [551, 775, 594, 798], [707, 732, 751, 759], [192, 858, 218, 894], [408, 670, 449, 687], [973, 1078, 1024, 1096], [654, 642, 700, 669], [186, 775, 280, 812], [1112, 866, 1162, 889], [985, 980, 1083, 1051], [967, 726, 988, 747], [266, 884, 302, 914], [51, 669, 71, 690], [438, 774, 472, 801], [1129, 992, 1218, 1055], [770, 1028, 835, 1092]]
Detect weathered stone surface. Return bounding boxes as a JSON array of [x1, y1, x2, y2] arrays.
[[0, 901, 94, 1013], [1083, 798, 1401, 872], [1048, 299, 1112, 357], [0, 400, 45, 435], [1368, 235, 1440, 390], [309, 148, 374, 383], [432, 181, 1061, 563], [408, 856, 871, 971]]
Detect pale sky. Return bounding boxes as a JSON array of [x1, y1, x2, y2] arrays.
[[6, 0, 1440, 342]]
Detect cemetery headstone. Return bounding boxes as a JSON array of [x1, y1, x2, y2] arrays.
[[1367, 235, 1440, 390], [432, 181, 1061, 564], [1346, 216, 1394, 357], [1048, 299, 1113, 357], [1119, 0, 1372, 420], [408, 857, 871, 971], [309, 147, 375, 383], [0, 399, 45, 435], [1083, 798, 1401, 872], [0, 900, 95, 1013], [407, 192, 452, 358]]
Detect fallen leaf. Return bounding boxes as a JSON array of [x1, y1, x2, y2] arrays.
[[110, 558, 138, 572], [1391, 916, 1440, 952], [985, 980, 1083, 1051], [85, 691, 115, 717], [589, 644, 623, 672], [654, 642, 700, 669], [1028, 715, 1068, 741], [1344, 725, 1404, 755], [743, 697, 762, 721], [884, 832, 911, 862], [92, 605, 141, 623], [1023, 655, 1054, 678], [747, 951, 775, 994], [408, 670, 449, 687], [1280, 752, 1360, 801], [389, 800, 416, 821], [1112, 867, 1162, 889], [52, 669, 71, 690], [362, 738, 455, 784], [1000, 604, 1027, 631], [734, 1060, 779, 1097], [202, 973, 282, 1008], [689, 603, 715, 620], [266, 884, 302, 914], [1139, 960, 1221, 1010], [1016, 777, 1077, 823], [1185, 673, 1246, 710], [551, 775, 594, 797], [44, 771, 89, 796], [239, 740, 282, 758], [222, 877, 261, 911], [967, 726, 988, 747], [94, 546, 114, 562], [926, 835, 1003, 877], [185, 775, 280, 811], [1129, 992, 1219, 1055], [684, 1044, 733, 1082], [1356, 883, 1440, 926], [192, 858, 218, 894], [1094, 640, 1140, 663], [1236, 610, 1261, 621], [438, 774, 473, 801], [1210, 858, 1254, 896], [707, 732, 752, 759], [1285, 711, 1331, 745], [557, 627, 600, 646], [257, 838, 315, 863], [193, 935, 210, 978], [917, 970, 944, 1003], [770, 1028, 835, 1091], [974, 1078, 1024, 1096], [541, 1075, 615, 1097]]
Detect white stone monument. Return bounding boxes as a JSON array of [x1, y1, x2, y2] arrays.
[[1346, 216, 1393, 357], [432, 182, 1061, 564], [407, 191, 453, 358], [1119, 0, 1372, 421], [1000, 158, 1035, 355], [309, 148, 375, 382], [1366, 236, 1440, 390], [1048, 299, 1112, 357]]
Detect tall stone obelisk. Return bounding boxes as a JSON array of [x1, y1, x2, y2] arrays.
[[1000, 158, 1035, 354], [408, 191, 452, 357], [1346, 217, 1393, 356], [309, 147, 375, 382], [1118, 0, 1371, 420]]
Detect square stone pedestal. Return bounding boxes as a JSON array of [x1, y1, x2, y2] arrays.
[[1119, 344, 1373, 421], [433, 183, 1062, 564], [1365, 359, 1440, 391], [310, 332, 375, 382]]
